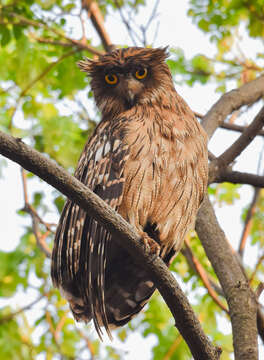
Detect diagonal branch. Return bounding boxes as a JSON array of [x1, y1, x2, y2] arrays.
[[215, 106, 264, 169], [0, 131, 221, 360], [6, 12, 104, 56], [182, 243, 228, 313], [208, 106, 264, 184], [238, 188, 261, 257], [9, 49, 79, 128], [82, 0, 115, 52], [21, 168, 53, 258], [201, 74, 264, 139]]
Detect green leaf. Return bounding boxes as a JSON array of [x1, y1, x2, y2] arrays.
[[0, 25, 12, 47]]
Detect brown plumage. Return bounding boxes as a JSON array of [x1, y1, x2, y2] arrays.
[[51, 47, 208, 338]]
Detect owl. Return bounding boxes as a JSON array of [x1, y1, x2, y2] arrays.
[[51, 47, 208, 339]]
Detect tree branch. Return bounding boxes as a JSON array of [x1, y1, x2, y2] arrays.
[[198, 80, 262, 359], [201, 75, 264, 139], [7, 12, 104, 56], [20, 168, 53, 258], [220, 122, 264, 137], [182, 243, 228, 313], [0, 294, 45, 324], [9, 48, 79, 128], [195, 109, 264, 137], [196, 196, 258, 360], [212, 170, 264, 187], [238, 188, 260, 257], [214, 106, 264, 169], [82, 0, 115, 52], [0, 131, 221, 360]]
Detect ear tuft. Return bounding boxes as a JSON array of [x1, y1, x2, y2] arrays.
[[77, 58, 94, 74]]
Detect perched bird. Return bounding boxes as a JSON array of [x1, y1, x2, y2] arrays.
[[51, 47, 208, 338]]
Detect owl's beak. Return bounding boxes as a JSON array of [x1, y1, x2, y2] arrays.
[[123, 77, 140, 107], [126, 89, 135, 107]]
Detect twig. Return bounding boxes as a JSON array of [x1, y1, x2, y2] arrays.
[[0, 130, 221, 360], [21, 49, 77, 98], [238, 188, 260, 257], [7, 12, 103, 56], [31, 36, 75, 48], [162, 335, 182, 360], [76, 329, 95, 360], [21, 168, 55, 233], [139, 0, 159, 46], [20, 168, 53, 258], [114, 0, 142, 46], [0, 294, 45, 324], [10, 49, 78, 126], [182, 243, 228, 313], [54, 312, 68, 342], [249, 254, 264, 284]]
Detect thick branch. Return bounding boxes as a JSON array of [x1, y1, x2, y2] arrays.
[[201, 75, 264, 139], [0, 131, 220, 360], [196, 196, 258, 360]]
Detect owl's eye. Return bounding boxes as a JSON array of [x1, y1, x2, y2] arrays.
[[105, 73, 118, 85], [134, 68, 148, 80]]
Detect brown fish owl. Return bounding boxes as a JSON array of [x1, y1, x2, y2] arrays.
[[51, 47, 208, 338]]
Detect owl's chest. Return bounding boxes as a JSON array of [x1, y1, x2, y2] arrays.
[[123, 121, 184, 182], [119, 120, 187, 224]]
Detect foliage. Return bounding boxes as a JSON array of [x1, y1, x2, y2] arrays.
[[0, 1, 263, 359]]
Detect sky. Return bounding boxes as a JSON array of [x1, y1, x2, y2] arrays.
[[0, 1, 263, 359]]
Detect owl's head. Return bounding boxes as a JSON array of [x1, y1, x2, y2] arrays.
[[78, 47, 174, 116]]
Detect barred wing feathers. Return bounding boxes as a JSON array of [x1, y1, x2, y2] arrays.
[[51, 119, 129, 338]]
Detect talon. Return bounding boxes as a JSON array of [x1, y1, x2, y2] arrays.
[[140, 231, 161, 256]]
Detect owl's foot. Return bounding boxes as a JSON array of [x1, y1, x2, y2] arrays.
[[140, 231, 161, 256]]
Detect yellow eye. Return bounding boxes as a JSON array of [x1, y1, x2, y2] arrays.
[[105, 73, 118, 85], [135, 68, 148, 80]]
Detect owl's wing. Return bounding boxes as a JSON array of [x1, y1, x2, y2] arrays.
[[51, 121, 129, 339]]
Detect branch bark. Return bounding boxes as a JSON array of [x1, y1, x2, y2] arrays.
[[220, 122, 264, 137], [215, 106, 264, 169], [209, 105, 264, 185], [82, 0, 115, 52], [196, 196, 258, 360], [213, 170, 264, 187], [195, 77, 264, 360], [201, 75, 264, 139], [0, 131, 221, 360]]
